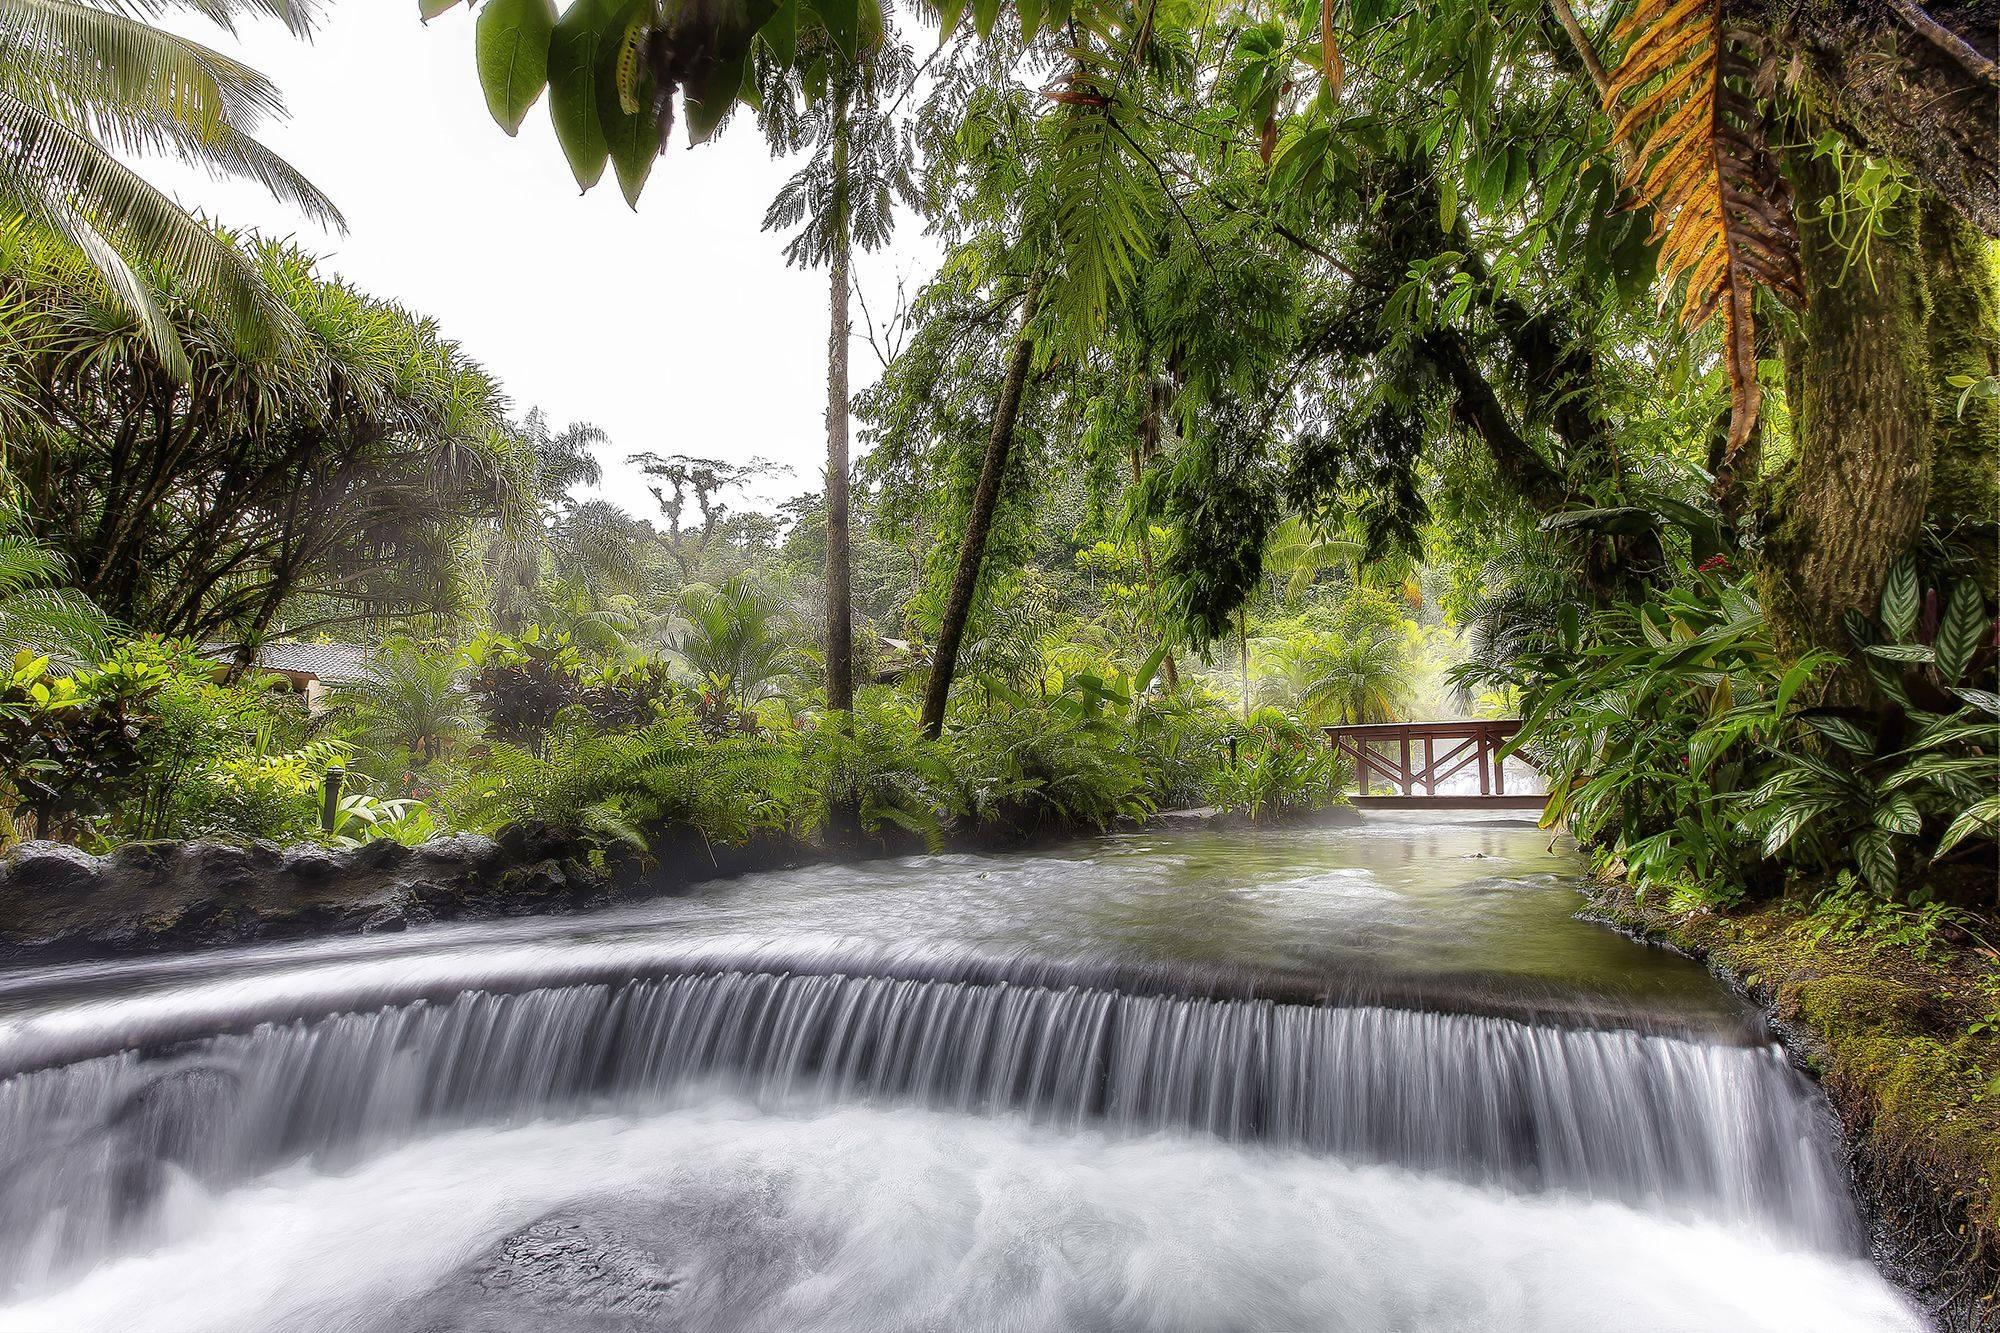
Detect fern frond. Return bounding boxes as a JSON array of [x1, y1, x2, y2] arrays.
[[1604, 0, 1802, 464]]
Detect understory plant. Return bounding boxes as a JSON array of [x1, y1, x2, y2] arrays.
[[1490, 561, 1998, 912], [1212, 707, 1346, 819]]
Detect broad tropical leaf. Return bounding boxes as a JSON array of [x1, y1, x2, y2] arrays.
[[0, 0, 334, 376], [1851, 826, 1899, 893], [546, 0, 613, 188], [1935, 795, 2000, 857], [1872, 793, 1922, 836], [1933, 579, 1988, 684], [476, 0, 557, 135], [1604, 0, 1803, 464], [1876, 555, 1919, 640], [1802, 713, 1872, 755]]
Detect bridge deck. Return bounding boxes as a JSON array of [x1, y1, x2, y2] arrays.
[[1325, 720, 1542, 807]]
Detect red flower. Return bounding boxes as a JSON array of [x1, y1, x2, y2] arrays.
[[1696, 555, 1733, 576]]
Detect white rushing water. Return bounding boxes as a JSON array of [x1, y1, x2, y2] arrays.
[[0, 817, 1934, 1329], [0, 1102, 1926, 1333]]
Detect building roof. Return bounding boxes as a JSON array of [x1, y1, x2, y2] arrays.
[[203, 641, 379, 684]]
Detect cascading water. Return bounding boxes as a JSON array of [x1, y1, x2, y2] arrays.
[[0, 816, 1929, 1332]]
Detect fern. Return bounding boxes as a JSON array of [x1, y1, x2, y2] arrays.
[[1603, 0, 1803, 465]]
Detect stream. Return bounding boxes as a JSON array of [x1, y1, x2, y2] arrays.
[[0, 813, 1927, 1331]]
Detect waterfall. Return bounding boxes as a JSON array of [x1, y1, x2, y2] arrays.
[[0, 951, 1856, 1293]]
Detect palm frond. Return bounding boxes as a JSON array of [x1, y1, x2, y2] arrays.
[[1604, 0, 1803, 463], [0, 89, 303, 371]]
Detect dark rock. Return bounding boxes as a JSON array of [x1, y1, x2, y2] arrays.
[[281, 846, 344, 882], [349, 839, 412, 874], [106, 840, 181, 882], [360, 905, 409, 934], [414, 834, 501, 873], [194, 843, 260, 889], [495, 861, 567, 909], [404, 879, 464, 914], [497, 820, 579, 865], [3, 842, 102, 895]]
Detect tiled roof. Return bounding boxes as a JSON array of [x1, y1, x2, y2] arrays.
[[202, 641, 378, 684]]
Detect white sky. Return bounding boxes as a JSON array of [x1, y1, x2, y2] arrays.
[[146, 1, 941, 521]]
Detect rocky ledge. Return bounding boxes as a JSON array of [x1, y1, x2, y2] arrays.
[[0, 804, 1361, 966], [0, 824, 637, 961]]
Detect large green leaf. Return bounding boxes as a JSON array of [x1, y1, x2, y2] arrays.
[[1762, 798, 1829, 856], [761, 0, 799, 67], [676, 0, 776, 144], [547, 0, 614, 189], [598, 0, 658, 207], [1852, 827, 1900, 893], [810, 0, 858, 58], [1935, 795, 2000, 857], [477, 0, 558, 135], [1934, 580, 1988, 684], [1877, 556, 1919, 641], [1872, 793, 1922, 836], [1862, 642, 1934, 664], [1801, 713, 1874, 756], [683, 47, 749, 144]]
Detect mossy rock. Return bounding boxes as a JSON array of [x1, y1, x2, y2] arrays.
[[1789, 975, 1928, 1040]]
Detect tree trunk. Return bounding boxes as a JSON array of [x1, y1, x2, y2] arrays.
[[1778, 0, 1999, 237], [824, 92, 856, 717], [918, 277, 1042, 740], [1238, 604, 1250, 720], [1757, 142, 1933, 669], [1918, 194, 2000, 590], [1134, 375, 1179, 692]]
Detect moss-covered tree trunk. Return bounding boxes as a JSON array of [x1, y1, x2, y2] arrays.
[[1919, 196, 2000, 591], [1757, 146, 1933, 668]]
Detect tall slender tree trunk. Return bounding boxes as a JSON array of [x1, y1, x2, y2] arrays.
[[1134, 374, 1178, 692], [824, 91, 856, 717], [918, 276, 1042, 740], [1758, 142, 1934, 672], [1238, 605, 1250, 720]]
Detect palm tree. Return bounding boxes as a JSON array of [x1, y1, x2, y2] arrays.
[[0, 0, 340, 377], [1263, 516, 1364, 605], [1298, 634, 1410, 726], [759, 6, 913, 718], [334, 637, 475, 764], [664, 576, 796, 714]]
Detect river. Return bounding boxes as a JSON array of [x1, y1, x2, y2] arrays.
[[0, 813, 1928, 1331]]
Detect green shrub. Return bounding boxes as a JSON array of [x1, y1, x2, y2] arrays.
[[1485, 561, 1998, 908], [943, 677, 1154, 835], [799, 689, 955, 845], [1212, 707, 1346, 819]]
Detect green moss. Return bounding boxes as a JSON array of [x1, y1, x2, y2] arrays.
[[1593, 882, 2000, 1286], [1791, 975, 1926, 1038]]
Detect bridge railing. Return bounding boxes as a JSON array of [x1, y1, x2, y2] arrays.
[[1323, 720, 1534, 804]]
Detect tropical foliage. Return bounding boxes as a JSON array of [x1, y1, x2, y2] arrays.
[[0, 0, 1993, 959]]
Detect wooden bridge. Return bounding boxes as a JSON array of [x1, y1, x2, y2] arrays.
[[1324, 720, 1545, 810]]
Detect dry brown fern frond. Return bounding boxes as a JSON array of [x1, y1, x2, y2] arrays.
[[1605, 0, 1804, 465]]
